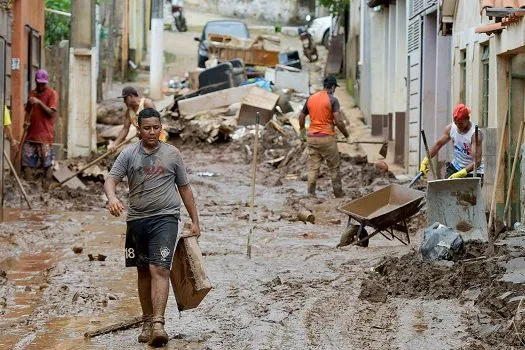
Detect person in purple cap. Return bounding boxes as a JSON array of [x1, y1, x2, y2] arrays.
[[22, 69, 58, 189]]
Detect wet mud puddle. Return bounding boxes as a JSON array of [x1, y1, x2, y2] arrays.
[[0, 209, 142, 349]]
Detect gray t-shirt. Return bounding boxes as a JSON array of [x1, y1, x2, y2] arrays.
[[108, 141, 189, 221]]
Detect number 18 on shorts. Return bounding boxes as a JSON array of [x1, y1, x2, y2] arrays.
[[124, 215, 179, 270]]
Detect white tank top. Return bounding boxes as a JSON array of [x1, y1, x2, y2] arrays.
[[450, 123, 484, 174]]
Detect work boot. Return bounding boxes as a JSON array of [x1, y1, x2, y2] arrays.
[[307, 182, 317, 198], [137, 315, 151, 343], [149, 316, 169, 347]]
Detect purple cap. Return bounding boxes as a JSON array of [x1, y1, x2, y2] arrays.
[[35, 69, 49, 84]]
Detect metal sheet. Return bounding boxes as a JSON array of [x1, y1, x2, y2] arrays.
[[427, 178, 488, 242], [325, 34, 344, 75]]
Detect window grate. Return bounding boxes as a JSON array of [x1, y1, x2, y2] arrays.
[[408, 21, 420, 53], [411, 0, 425, 17], [481, 45, 490, 127]]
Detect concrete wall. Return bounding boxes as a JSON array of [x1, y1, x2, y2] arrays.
[[186, 0, 315, 24], [346, 2, 408, 166], [10, 0, 45, 141]]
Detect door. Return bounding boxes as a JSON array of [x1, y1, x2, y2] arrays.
[[508, 53, 525, 224], [407, 17, 422, 175]]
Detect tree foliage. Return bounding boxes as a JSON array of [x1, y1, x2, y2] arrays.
[[44, 0, 71, 47], [318, 0, 350, 18]]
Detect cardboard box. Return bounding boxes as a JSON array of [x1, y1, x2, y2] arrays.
[[237, 86, 279, 126]]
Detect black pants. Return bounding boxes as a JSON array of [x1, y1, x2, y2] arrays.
[[445, 162, 484, 186]]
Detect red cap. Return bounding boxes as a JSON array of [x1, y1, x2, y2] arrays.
[[453, 104, 470, 121]]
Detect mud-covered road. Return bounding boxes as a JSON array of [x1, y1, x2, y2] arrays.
[[0, 143, 478, 350]]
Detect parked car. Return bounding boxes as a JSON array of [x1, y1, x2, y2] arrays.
[[195, 20, 250, 68], [308, 16, 332, 49]]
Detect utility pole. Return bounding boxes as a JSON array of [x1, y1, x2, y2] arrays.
[[68, 0, 97, 157], [149, 0, 164, 100]]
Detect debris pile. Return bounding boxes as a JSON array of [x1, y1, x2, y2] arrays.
[[359, 239, 525, 347]]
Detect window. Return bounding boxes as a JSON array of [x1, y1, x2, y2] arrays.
[[25, 26, 41, 96], [481, 45, 490, 127], [459, 48, 467, 103]]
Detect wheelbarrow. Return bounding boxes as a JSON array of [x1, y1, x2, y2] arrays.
[[337, 183, 425, 246]]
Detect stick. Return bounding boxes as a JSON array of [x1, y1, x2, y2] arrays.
[[247, 112, 260, 259], [488, 117, 508, 233], [421, 130, 438, 179], [84, 316, 143, 338], [503, 120, 525, 226], [14, 106, 33, 163], [473, 125, 479, 178], [51, 136, 136, 189], [3, 151, 32, 209]]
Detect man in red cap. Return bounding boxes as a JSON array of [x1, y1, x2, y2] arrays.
[[419, 103, 484, 180], [22, 69, 58, 189]]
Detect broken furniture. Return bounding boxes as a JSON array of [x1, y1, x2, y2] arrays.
[[208, 34, 280, 67], [338, 184, 425, 246], [198, 62, 235, 93], [237, 86, 280, 126]]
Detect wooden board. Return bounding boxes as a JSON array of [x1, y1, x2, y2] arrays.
[[237, 87, 279, 126], [325, 34, 345, 75], [178, 85, 254, 116], [53, 165, 87, 190]]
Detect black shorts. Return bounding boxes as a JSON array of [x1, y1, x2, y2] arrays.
[[125, 215, 179, 269]]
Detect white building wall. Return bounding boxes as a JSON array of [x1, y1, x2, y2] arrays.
[[369, 9, 388, 116], [395, 2, 407, 112]]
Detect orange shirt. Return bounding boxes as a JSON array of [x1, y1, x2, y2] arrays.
[[25, 87, 58, 143], [302, 90, 340, 136]]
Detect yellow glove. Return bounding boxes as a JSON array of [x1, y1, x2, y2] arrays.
[[448, 168, 468, 179], [300, 128, 307, 142], [419, 157, 430, 175]]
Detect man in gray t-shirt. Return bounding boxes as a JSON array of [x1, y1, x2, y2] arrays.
[[104, 108, 200, 347]]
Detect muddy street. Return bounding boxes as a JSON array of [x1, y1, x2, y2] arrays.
[[0, 142, 478, 350]]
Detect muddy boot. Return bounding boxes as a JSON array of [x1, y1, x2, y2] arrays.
[[149, 316, 169, 347], [42, 166, 53, 191], [332, 175, 344, 198], [307, 182, 317, 198], [137, 315, 152, 343], [23, 167, 35, 181]]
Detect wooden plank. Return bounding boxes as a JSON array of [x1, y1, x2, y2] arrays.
[[178, 85, 254, 116], [53, 165, 87, 190], [237, 87, 279, 126], [325, 34, 345, 75]]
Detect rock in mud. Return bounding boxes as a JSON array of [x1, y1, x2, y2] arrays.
[[72, 245, 83, 254]]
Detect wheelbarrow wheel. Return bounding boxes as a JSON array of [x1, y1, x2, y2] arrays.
[[337, 224, 369, 248], [357, 226, 369, 247]]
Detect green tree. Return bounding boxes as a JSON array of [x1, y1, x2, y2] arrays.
[[318, 0, 350, 18], [44, 0, 71, 47]]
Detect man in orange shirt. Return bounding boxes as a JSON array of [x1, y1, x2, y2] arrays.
[[299, 75, 349, 198], [22, 69, 58, 189]]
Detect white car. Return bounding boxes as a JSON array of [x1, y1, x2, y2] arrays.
[[308, 16, 332, 48]]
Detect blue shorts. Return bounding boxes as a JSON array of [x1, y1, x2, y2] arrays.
[[125, 215, 179, 269], [22, 142, 54, 168]]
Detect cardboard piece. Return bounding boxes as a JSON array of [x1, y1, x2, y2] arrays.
[[53, 165, 87, 190], [237, 87, 279, 126], [178, 85, 254, 116], [170, 236, 212, 311]]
